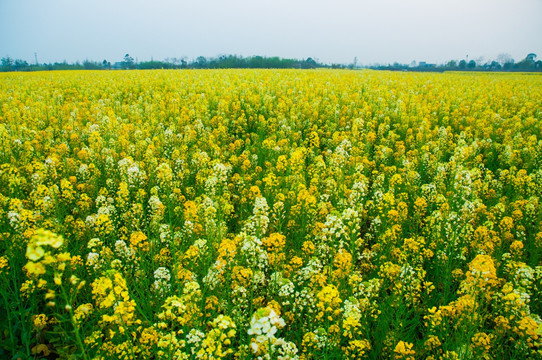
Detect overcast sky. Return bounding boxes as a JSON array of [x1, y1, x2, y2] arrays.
[[1, 0, 541, 65]]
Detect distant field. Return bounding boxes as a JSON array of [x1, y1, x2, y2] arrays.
[[0, 69, 541, 359]]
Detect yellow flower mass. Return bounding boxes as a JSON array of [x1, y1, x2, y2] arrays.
[[0, 69, 541, 359]]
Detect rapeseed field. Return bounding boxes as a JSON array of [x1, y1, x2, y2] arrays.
[[0, 69, 541, 359]]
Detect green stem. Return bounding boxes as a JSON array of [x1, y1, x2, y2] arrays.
[[59, 283, 89, 360], [0, 289, 16, 352]]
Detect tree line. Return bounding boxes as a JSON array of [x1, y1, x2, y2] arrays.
[[0, 54, 331, 72], [1, 53, 540, 72], [370, 53, 541, 72]]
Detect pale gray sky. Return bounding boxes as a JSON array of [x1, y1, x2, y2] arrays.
[[1, 0, 541, 65]]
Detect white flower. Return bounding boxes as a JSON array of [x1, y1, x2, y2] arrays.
[[153, 267, 171, 295], [114, 240, 134, 258], [248, 308, 285, 339], [154, 267, 171, 282], [87, 252, 99, 267], [7, 211, 20, 228]]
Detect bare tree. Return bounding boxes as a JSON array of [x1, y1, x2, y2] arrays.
[[497, 53, 514, 66]]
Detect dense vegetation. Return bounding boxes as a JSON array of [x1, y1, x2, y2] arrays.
[[0, 69, 541, 359], [0, 55, 327, 72], [1, 53, 541, 72]]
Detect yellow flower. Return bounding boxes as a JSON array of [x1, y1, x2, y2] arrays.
[[333, 249, 353, 278], [424, 335, 441, 350], [0, 256, 8, 275], [33, 313, 48, 330], [129, 231, 149, 251], [471, 332, 492, 352], [31, 344, 50, 357], [394, 341, 415, 360], [461, 254, 498, 295], [316, 285, 342, 321], [27, 229, 64, 261], [73, 303, 93, 324], [26, 243, 45, 262]]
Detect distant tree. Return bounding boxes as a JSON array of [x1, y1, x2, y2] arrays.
[[497, 53, 514, 67], [196, 56, 207, 68], [1, 56, 14, 71], [138, 60, 178, 70], [14, 59, 29, 71], [170, 57, 183, 66], [488, 61, 502, 70], [446, 60, 457, 68], [304, 57, 317, 69], [458, 59, 467, 69], [467, 60, 476, 69], [83, 59, 101, 70], [526, 53, 537, 62], [102, 59, 111, 69], [122, 54, 135, 69], [516, 54, 538, 71]]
